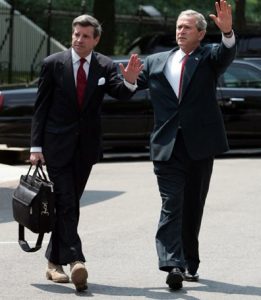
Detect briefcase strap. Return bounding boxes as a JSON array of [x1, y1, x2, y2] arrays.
[[18, 224, 44, 252]]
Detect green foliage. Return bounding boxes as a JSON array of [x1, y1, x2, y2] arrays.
[[247, 0, 261, 22], [11, 0, 94, 47], [7, 0, 261, 54]]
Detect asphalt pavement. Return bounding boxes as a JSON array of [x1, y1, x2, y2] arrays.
[[0, 156, 261, 299]]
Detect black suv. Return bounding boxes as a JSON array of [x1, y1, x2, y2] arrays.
[[0, 58, 261, 150]]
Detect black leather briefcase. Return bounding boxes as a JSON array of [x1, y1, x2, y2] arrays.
[[12, 162, 56, 252]]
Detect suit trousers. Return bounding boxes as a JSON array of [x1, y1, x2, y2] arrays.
[[45, 144, 93, 265], [153, 130, 213, 273]]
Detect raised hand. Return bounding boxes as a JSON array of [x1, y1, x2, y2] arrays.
[[209, 0, 233, 33], [119, 54, 144, 84]]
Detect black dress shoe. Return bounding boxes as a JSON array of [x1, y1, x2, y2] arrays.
[[166, 268, 184, 290], [184, 271, 199, 282]]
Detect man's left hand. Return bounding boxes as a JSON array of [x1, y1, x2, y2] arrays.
[[119, 54, 144, 84]]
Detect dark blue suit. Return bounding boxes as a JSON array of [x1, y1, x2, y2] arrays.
[[137, 41, 236, 273], [31, 49, 133, 265]]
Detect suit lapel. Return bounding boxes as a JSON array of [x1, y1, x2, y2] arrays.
[[153, 50, 177, 91], [181, 47, 203, 99], [63, 49, 79, 112]]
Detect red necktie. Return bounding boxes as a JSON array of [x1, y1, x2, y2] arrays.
[[77, 58, 87, 108], [178, 54, 189, 100]]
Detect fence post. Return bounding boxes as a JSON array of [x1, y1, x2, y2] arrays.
[[46, 0, 52, 56], [8, 0, 15, 83], [81, 1, 87, 14]]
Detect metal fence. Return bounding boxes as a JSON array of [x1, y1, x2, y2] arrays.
[[0, 1, 179, 86], [0, 0, 66, 85]]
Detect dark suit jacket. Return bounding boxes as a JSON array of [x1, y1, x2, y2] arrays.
[[31, 49, 133, 167], [137, 42, 237, 161]]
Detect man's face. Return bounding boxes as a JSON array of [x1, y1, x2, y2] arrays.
[[176, 15, 205, 53], [72, 24, 100, 57]]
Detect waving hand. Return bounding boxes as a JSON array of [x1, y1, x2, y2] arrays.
[[119, 54, 143, 84], [209, 0, 233, 33]]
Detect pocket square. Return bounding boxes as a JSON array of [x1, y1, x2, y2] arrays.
[[98, 77, 106, 85]]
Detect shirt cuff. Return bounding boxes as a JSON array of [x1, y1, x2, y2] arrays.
[[222, 31, 236, 48], [124, 79, 138, 91], [30, 147, 42, 152]]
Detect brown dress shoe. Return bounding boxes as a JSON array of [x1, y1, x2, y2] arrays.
[[46, 262, 69, 283], [70, 261, 88, 292]]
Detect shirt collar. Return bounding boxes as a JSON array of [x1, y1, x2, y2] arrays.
[[175, 49, 193, 62], [175, 49, 185, 63], [71, 48, 92, 64]]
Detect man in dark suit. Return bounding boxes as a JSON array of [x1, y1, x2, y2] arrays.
[[29, 14, 142, 292], [137, 0, 236, 290]]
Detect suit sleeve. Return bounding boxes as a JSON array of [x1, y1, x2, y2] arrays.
[[30, 60, 54, 147], [137, 57, 150, 90], [210, 41, 237, 76]]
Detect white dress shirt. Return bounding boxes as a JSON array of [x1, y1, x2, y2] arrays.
[[164, 49, 189, 97], [164, 32, 236, 97]]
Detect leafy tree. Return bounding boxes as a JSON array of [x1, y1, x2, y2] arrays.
[[235, 0, 246, 31]]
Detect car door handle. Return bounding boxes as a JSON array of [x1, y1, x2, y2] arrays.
[[230, 97, 245, 102], [218, 97, 245, 107]]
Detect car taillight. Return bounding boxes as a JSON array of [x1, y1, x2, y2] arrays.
[[0, 92, 4, 111]]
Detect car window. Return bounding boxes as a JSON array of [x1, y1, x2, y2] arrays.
[[223, 63, 261, 88], [237, 36, 261, 57]]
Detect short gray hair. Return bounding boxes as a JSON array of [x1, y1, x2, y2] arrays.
[[178, 10, 207, 31], [72, 14, 102, 38]]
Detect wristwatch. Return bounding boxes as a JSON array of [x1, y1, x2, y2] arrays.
[[223, 30, 233, 38]]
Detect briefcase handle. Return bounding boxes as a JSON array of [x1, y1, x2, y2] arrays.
[[25, 161, 48, 182]]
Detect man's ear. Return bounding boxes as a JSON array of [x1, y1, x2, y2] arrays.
[[94, 36, 100, 47], [199, 30, 206, 41]]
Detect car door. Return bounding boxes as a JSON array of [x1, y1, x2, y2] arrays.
[[101, 59, 151, 149], [217, 61, 261, 147], [0, 87, 36, 147], [102, 89, 151, 148]]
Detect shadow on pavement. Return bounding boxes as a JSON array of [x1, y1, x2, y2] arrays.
[[31, 278, 261, 299]]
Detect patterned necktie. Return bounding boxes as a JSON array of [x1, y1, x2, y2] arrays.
[[178, 54, 189, 100], [77, 58, 87, 108]]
